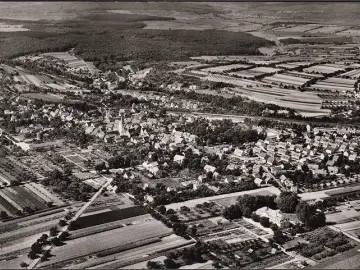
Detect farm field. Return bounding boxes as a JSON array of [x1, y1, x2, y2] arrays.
[[65, 234, 193, 269], [341, 69, 360, 79], [37, 219, 173, 268], [201, 63, 252, 73], [309, 77, 356, 92], [167, 186, 280, 210], [276, 61, 311, 69], [68, 214, 153, 240], [262, 73, 310, 86], [308, 25, 349, 34], [230, 66, 281, 78], [273, 24, 321, 33], [0, 185, 51, 217], [229, 87, 330, 115], [20, 92, 65, 103], [73, 205, 146, 229], [304, 63, 347, 74], [286, 71, 324, 79], [42, 52, 88, 70]]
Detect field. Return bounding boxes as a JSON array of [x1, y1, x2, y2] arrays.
[[309, 77, 356, 92], [64, 234, 193, 269], [341, 69, 360, 79], [263, 73, 309, 86], [74, 205, 146, 229], [0, 185, 52, 217], [230, 66, 281, 78], [304, 63, 347, 74], [276, 61, 311, 69], [42, 52, 89, 71], [20, 92, 65, 103], [37, 219, 173, 268], [201, 63, 252, 73]]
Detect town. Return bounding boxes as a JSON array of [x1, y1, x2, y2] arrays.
[[1, 2, 360, 270]]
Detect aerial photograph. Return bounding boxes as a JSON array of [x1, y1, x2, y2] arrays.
[[1, 1, 360, 269]]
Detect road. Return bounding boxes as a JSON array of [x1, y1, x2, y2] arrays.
[[27, 176, 113, 269], [169, 111, 360, 127]]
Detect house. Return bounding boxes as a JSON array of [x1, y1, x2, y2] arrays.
[[282, 238, 308, 252], [255, 207, 284, 226], [328, 166, 339, 175], [204, 165, 216, 173], [173, 154, 185, 165], [254, 178, 263, 186]]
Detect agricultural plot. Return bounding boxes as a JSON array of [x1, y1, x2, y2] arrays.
[[304, 63, 347, 74], [230, 67, 281, 78], [309, 77, 356, 92], [74, 205, 147, 229], [203, 73, 267, 87], [276, 61, 311, 69], [286, 71, 324, 79], [38, 219, 173, 268], [0, 185, 48, 216], [262, 73, 310, 86], [42, 52, 89, 71], [25, 182, 64, 205], [201, 63, 252, 73], [273, 24, 320, 32], [341, 69, 360, 79], [307, 26, 348, 34]]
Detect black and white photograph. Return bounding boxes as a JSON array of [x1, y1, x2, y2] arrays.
[[0, 1, 360, 269]]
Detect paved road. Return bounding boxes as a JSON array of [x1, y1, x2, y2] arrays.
[[27, 176, 113, 269]]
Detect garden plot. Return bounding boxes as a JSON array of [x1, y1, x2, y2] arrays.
[[304, 64, 347, 74], [263, 73, 310, 86], [309, 77, 356, 92], [201, 63, 252, 73]]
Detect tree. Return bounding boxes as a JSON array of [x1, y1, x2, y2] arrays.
[[260, 217, 270, 228], [190, 225, 197, 236], [273, 230, 286, 244], [0, 211, 8, 220], [28, 250, 37, 259], [51, 237, 61, 246], [296, 201, 326, 229], [277, 192, 299, 213], [59, 231, 69, 241], [223, 204, 242, 220], [58, 219, 67, 227], [163, 258, 178, 269], [95, 162, 106, 173], [49, 226, 58, 237], [157, 205, 166, 215], [147, 261, 163, 269], [20, 262, 28, 268]]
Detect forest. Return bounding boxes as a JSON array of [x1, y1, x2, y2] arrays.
[[0, 15, 274, 63]]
